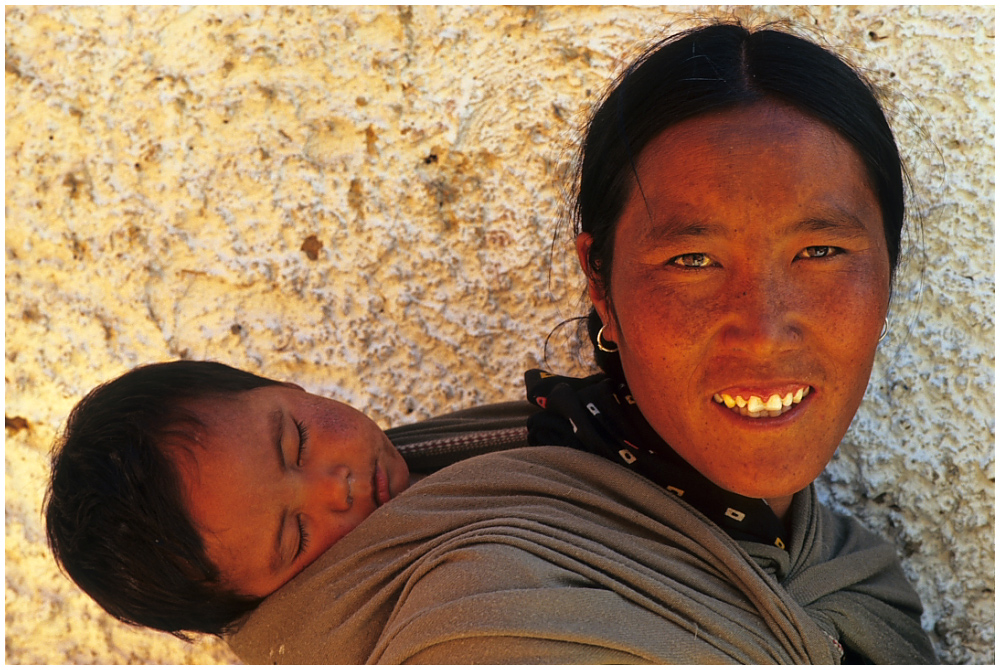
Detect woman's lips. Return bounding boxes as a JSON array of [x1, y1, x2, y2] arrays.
[[712, 385, 812, 418]]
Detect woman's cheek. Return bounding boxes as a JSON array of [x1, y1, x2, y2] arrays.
[[805, 264, 887, 346], [613, 270, 724, 347]]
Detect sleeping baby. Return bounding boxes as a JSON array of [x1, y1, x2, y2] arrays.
[[45, 360, 425, 637]]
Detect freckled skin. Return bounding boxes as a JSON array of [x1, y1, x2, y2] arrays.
[[578, 102, 891, 517], [171, 384, 410, 598]]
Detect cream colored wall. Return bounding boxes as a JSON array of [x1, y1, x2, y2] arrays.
[[5, 5, 993, 664]]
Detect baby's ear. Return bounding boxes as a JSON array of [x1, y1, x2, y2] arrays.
[[281, 382, 305, 392]]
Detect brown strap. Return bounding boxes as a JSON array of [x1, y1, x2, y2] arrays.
[[386, 401, 539, 472]]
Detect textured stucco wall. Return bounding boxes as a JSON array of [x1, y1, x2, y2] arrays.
[[5, 5, 993, 664]]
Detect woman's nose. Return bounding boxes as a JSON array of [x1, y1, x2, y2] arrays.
[[300, 464, 353, 513], [720, 271, 800, 353]]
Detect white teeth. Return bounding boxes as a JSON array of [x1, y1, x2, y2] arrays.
[[713, 386, 811, 419]]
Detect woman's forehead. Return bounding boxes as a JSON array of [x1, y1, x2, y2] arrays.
[[617, 102, 884, 252], [636, 101, 857, 170]]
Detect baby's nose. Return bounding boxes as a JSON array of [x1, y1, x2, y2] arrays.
[[305, 465, 352, 512]]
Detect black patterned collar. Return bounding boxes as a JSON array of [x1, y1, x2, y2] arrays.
[[525, 370, 788, 552]]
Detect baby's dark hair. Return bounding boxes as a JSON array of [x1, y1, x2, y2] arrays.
[[44, 360, 284, 637]]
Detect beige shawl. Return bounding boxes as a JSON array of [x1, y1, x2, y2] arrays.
[[227, 447, 935, 664]]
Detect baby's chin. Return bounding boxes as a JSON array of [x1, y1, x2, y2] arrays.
[[385, 441, 412, 497]]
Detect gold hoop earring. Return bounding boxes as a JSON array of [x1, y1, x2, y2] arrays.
[[878, 318, 889, 343], [597, 324, 619, 353]]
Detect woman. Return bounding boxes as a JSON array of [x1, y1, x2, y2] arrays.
[[521, 21, 938, 662], [227, 22, 938, 663], [530, 20, 903, 549]]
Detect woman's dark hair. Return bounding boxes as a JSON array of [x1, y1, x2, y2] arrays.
[[576, 21, 905, 378], [44, 360, 284, 637]]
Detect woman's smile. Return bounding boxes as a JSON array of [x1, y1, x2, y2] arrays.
[[712, 385, 812, 418]]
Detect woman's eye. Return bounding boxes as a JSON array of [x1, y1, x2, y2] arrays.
[[294, 419, 309, 467], [669, 253, 714, 268], [798, 245, 842, 259]]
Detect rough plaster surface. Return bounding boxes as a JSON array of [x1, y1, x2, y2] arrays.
[[5, 5, 993, 664]]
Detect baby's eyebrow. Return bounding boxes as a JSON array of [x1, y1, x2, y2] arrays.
[[271, 409, 285, 469], [270, 409, 289, 573], [271, 512, 289, 574]]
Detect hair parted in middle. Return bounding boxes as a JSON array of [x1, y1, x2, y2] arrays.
[[574, 21, 905, 379]]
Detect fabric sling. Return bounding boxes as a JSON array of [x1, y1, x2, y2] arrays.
[[226, 446, 937, 664]]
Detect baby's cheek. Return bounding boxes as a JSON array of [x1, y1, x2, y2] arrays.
[[306, 396, 355, 433], [310, 512, 369, 563]]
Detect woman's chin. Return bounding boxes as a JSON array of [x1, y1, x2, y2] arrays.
[[696, 453, 830, 502], [674, 407, 842, 501]]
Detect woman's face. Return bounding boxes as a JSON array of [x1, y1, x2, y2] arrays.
[[578, 101, 891, 508]]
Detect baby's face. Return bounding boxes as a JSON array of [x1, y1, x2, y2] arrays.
[[172, 383, 410, 598]]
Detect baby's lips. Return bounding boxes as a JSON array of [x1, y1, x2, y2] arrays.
[[375, 464, 392, 506]]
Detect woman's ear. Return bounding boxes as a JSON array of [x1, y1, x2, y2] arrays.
[[575, 233, 620, 341], [281, 382, 305, 391]]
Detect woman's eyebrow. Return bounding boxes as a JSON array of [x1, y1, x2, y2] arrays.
[[791, 211, 870, 235], [640, 218, 723, 244], [642, 213, 870, 243]]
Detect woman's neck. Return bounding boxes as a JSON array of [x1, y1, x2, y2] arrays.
[[765, 495, 794, 522]]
